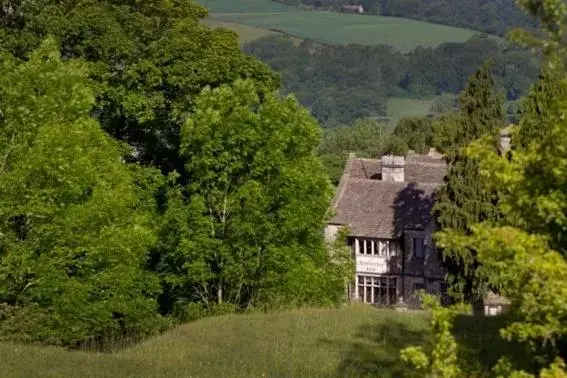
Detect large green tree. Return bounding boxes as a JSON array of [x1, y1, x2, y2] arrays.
[[433, 62, 505, 304], [154, 80, 347, 314], [432, 0, 567, 374], [0, 0, 278, 174], [0, 40, 164, 346]]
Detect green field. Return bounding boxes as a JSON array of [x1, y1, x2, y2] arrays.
[[387, 97, 436, 125], [201, 19, 281, 44], [0, 306, 530, 377], [198, 0, 481, 52]]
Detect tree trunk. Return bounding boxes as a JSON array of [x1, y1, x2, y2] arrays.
[[217, 281, 223, 304]]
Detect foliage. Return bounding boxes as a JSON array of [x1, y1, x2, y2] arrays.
[[276, 0, 537, 36], [0, 40, 164, 346], [318, 118, 391, 183], [0, 0, 279, 175], [154, 79, 346, 314], [392, 116, 434, 154], [434, 0, 567, 375], [401, 294, 464, 378], [244, 34, 538, 126], [433, 62, 505, 304]]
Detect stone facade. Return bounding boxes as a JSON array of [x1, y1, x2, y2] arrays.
[[327, 151, 448, 308]]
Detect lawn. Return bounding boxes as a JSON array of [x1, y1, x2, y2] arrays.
[[0, 306, 532, 377], [198, 0, 482, 52], [387, 97, 436, 126]]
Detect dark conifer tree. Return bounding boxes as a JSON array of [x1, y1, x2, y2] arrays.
[[515, 68, 567, 149], [433, 62, 505, 305]]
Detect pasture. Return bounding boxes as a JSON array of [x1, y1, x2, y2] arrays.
[[201, 19, 281, 44], [198, 0, 481, 52], [0, 306, 531, 377], [387, 97, 436, 125]]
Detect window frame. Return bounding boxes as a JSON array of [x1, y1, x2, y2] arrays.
[[355, 238, 399, 257], [413, 237, 425, 259], [356, 275, 397, 305]]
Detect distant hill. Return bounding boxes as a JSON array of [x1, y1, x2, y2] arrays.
[[198, 0, 484, 52], [275, 0, 538, 36]]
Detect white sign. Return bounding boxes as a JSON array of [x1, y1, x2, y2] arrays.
[[356, 255, 389, 274]]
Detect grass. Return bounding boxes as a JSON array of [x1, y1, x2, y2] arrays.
[[198, 0, 483, 52], [0, 306, 533, 377], [201, 19, 281, 44], [387, 97, 436, 126]]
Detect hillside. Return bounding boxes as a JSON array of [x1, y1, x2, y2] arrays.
[[243, 35, 538, 126], [275, 0, 537, 36], [0, 306, 531, 377], [198, 0, 482, 52]]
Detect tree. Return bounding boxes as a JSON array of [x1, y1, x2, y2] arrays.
[[433, 62, 505, 305], [0, 40, 164, 346], [318, 118, 390, 184], [154, 80, 346, 313], [432, 0, 567, 374], [0, 0, 279, 175], [392, 116, 434, 154]]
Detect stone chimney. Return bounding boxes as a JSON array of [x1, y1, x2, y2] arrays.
[[381, 155, 405, 182], [499, 126, 512, 156]]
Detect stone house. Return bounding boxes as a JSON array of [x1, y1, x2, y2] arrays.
[[326, 129, 513, 314], [325, 150, 448, 308]]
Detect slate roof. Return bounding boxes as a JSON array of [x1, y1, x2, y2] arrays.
[[345, 153, 446, 184], [329, 152, 447, 238]]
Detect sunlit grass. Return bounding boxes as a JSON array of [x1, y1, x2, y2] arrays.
[[0, 306, 532, 377], [387, 97, 436, 126]]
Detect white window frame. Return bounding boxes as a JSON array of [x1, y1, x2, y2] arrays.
[[356, 275, 397, 305], [354, 238, 399, 257]]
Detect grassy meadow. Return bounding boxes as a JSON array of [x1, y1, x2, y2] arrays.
[[0, 306, 531, 377], [198, 0, 481, 52], [201, 19, 282, 44], [387, 97, 436, 125]]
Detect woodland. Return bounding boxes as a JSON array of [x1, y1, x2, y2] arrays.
[[244, 34, 539, 126]]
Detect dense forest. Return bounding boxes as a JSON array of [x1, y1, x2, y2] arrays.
[[275, 0, 538, 36], [244, 34, 539, 126]]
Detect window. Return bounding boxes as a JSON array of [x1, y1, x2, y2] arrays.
[[355, 238, 399, 257], [413, 237, 425, 259], [357, 275, 397, 305]]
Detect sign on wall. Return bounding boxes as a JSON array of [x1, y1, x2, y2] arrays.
[[356, 255, 389, 274]]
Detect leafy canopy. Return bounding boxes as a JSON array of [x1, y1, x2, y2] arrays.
[[434, 0, 567, 374], [0, 0, 278, 174], [155, 80, 347, 312], [0, 39, 163, 346]]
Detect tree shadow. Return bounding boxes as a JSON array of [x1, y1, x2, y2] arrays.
[[322, 316, 429, 378], [452, 314, 536, 375], [392, 182, 435, 240], [324, 311, 535, 378]]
